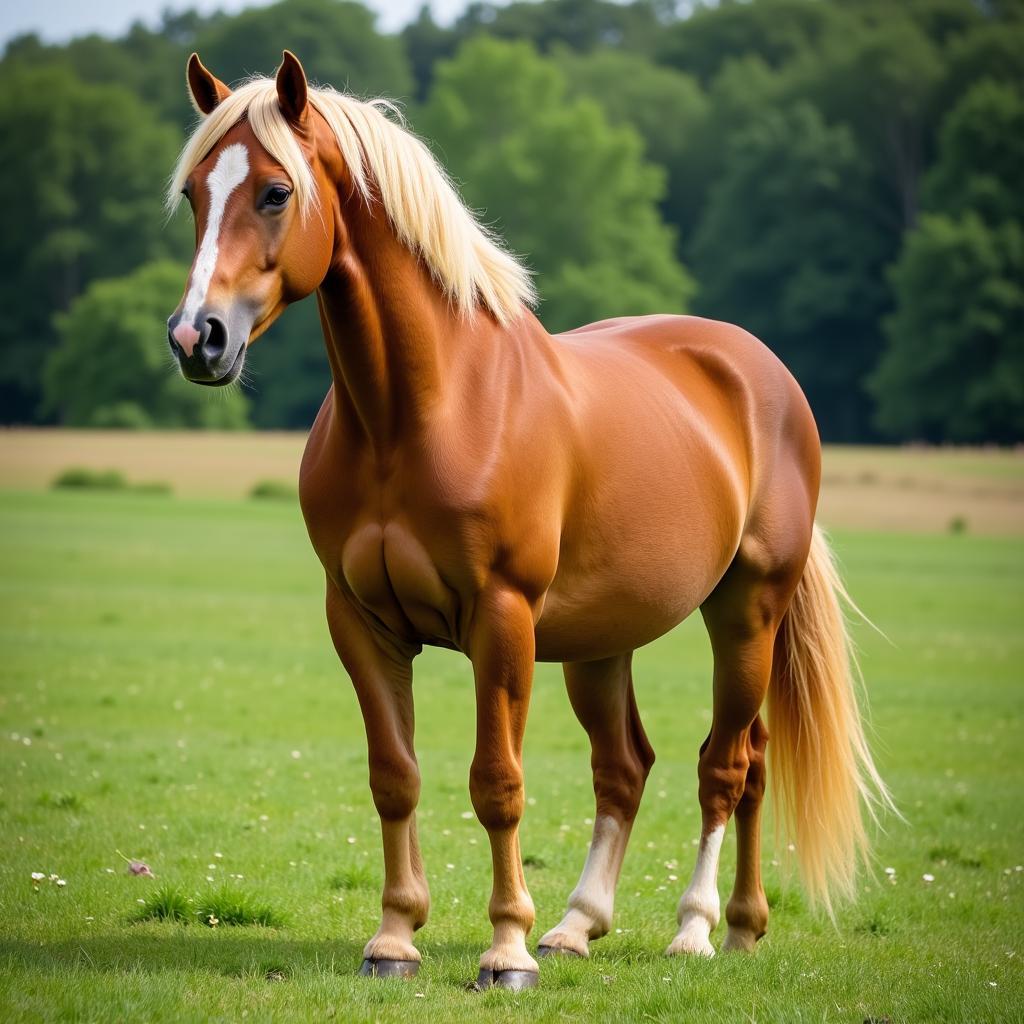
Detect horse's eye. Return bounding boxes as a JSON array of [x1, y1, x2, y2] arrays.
[[262, 186, 291, 209]]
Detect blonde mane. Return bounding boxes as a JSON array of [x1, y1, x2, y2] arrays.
[[167, 77, 535, 325]]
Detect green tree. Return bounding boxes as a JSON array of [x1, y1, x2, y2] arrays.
[[43, 262, 249, 429], [933, 21, 1024, 116], [0, 64, 189, 422], [1, 14, 218, 128], [194, 0, 413, 99], [454, 0, 663, 55], [418, 37, 693, 332], [655, 0, 844, 86], [869, 215, 1024, 442], [787, 13, 943, 230], [690, 103, 890, 440], [401, 4, 458, 99], [833, 0, 985, 47], [556, 47, 710, 242], [923, 79, 1024, 225], [870, 81, 1024, 442], [405, 0, 667, 98]]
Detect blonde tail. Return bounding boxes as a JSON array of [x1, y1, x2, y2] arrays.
[[768, 524, 895, 916]]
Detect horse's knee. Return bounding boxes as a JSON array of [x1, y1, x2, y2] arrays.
[[470, 758, 524, 831], [368, 750, 420, 821]]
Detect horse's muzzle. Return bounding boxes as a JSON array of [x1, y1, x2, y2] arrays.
[[168, 314, 245, 386]]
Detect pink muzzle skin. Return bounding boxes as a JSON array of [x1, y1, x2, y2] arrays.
[[172, 321, 202, 357]]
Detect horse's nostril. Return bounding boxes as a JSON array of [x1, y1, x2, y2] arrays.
[[201, 317, 228, 362], [170, 321, 202, 358]]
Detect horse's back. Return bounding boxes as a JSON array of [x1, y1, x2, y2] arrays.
[[559, 314, 804, 418], [558, 313, 819, 497]]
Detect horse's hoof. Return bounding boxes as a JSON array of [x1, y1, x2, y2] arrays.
[[359, 957, 419, 979], [536, 944, 582, 959], [472, 967, 540, 991]]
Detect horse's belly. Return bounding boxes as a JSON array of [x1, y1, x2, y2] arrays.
[[535, 591, 692, 662], [535, 545, 727, 662], [534, 439, 744, 662]]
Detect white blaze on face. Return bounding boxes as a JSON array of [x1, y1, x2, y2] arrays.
[[181, 143, 250, 324]]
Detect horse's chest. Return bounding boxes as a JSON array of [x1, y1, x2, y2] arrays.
[[338, 521, 460, 647]]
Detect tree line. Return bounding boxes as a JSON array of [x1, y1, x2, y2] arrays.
[[1, 0, 1021, 442]]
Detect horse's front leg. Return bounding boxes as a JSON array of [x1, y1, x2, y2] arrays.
[[468, 586, 539, 990], [326, 582, 429, 977]]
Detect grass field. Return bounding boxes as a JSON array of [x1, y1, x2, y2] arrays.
[[1, 444, 1022, 1022]]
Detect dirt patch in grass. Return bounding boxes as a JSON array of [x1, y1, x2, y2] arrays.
[[814, 445, 1022, 535], [1, 429, 303, 500]]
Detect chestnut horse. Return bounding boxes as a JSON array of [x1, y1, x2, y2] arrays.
[[166, 52, 892, 989]]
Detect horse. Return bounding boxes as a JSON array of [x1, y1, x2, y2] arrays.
[[165, 51, 892, 990]]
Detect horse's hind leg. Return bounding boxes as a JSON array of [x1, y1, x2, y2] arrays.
[[667, 551, 802, 957], [721, 711, 770, 952], [538, 653, 655, 958]]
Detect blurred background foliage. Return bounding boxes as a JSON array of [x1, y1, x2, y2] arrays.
[[1, 0, 1021, 441]]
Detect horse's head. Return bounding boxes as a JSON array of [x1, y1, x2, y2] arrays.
[[166, 52, 534, 387], [167, 52, 334, 386]]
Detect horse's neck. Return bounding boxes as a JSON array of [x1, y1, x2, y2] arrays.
[[316, 209, 484, 448]]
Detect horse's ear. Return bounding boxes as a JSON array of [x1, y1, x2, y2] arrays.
[[276, 50, 309, 123], [187, 53, 232, 115]]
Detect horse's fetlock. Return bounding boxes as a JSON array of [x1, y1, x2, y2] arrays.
[[489, 892, 535, 933], [726, 892, 768, 938], [384, 882, 430, 928], [568, 888, 613, 936]]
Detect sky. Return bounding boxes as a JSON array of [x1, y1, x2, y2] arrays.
[[0, 0, 489, 46]]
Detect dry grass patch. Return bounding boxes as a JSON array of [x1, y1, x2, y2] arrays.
[[1, 430, 1021, 533]]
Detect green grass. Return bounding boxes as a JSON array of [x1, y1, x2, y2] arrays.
[[195, 885, 288, 929], [0, 489, 1021, 1022], [135, 884, 193, 924]]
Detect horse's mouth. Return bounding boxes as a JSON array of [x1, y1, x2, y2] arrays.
[[190, 343, 246, 387]]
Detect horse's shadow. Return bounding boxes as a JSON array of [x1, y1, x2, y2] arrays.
[[0, 933, 486, 985]]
